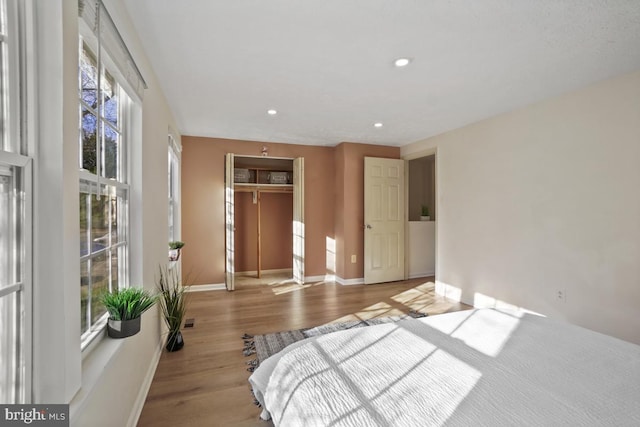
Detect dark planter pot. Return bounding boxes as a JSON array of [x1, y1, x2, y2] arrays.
[[166, 331, 184, 352], [107, 317, 141, 338]]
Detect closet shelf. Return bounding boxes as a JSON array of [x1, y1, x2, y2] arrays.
[[234, 183, 293, 192]]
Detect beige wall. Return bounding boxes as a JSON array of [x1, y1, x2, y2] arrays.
[[334, 142, 401, 280], [402, 70, 640, 345], [182, 137, 335, 284]]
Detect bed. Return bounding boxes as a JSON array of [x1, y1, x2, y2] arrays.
[[249, 308, 640, 426]]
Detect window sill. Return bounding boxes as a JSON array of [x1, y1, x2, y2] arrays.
[[81, 315, 108, 355]]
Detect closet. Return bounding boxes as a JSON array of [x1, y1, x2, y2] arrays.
[[224, 154, 304, 290]]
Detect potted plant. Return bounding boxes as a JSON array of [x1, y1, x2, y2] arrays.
[[168, 241, 185, 261], [157, 265, 190, 351], [420, 205, 431, 221], [101, 287, 157, 338]]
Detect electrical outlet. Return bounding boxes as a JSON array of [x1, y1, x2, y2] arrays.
[[556, 289, 566, 303], [351, 254, 356, 263]]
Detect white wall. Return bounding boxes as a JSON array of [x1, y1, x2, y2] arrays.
[[402, 70, 640, 345], [31, 0, 178, 425], [407, 221, 436, 278]]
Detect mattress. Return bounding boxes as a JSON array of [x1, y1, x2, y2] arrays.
[[249, 308, 640, 426]]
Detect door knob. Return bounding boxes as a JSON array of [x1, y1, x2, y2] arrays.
[[366, 224, 372, 229]]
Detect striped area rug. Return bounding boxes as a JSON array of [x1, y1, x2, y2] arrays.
[[242, 310, 427, 372]]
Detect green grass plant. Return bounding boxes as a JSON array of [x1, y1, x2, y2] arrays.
[[101, 287, 157, 321]]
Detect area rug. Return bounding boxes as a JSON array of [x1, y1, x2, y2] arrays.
[[242, 309, 428, 373]]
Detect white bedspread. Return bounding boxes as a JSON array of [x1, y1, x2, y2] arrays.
[[249, 309, 640, 426]]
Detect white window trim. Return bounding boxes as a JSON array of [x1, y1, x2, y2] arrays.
[[2, 0, 21, 153]]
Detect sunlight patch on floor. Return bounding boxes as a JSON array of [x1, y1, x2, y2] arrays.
[[234, 272, 332, 295], [269, 280, 327, 296], [331, 302, 406, 324]]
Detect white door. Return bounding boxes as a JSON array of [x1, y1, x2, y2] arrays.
[[293, 157, 305, 285], [224, 153, 235, 290], [364, 157, 405, 284]]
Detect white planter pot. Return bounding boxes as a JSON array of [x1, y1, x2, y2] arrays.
[[169, 248, 181, 261], [420, 216, 431, 221]]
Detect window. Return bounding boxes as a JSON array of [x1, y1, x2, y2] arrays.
[[0, 0, 32, 403], [168, 134, 180, 243], [0, 161, 30, 403], [79, 40, 130, 345]]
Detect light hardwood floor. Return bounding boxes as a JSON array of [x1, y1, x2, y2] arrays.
[[137, 276, 470, 426]]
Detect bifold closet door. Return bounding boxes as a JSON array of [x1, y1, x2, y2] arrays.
[[224, 153, 234, 290], [293, 157, 305, 285]]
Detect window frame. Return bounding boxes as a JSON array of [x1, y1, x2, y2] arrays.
[[168, 134, 180, 244], [0, 0, 32, 405], [0, 152, 32, 404], [78, 37, 132, 350]]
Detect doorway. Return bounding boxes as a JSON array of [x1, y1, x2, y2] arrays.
[[234, 190, 293, 284], [224, 154, 304, 290], [406, 152, 436, 279]]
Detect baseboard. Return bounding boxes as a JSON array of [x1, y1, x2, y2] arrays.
[[185, 276, 372, 288], [184, 276, 435, 290], [236, 268, 292, 277], [126, 336, 164, 427], [435, 281, 463, 302], [186, 283, 226, 292], [408, 271, 435, 279], [304, 274, 336, 283], [335, 276, 365, 286]]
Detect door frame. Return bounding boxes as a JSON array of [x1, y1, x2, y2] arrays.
[[224, 154, 305, 289], [402, 147, 438, 281]]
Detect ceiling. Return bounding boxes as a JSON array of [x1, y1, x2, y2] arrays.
[[123, 0, 640, 147]]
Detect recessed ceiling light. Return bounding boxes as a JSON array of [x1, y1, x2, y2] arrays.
[[267, 109, 278, 115], [374, 122, 383, 128], [394, 58, 411, 67]]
